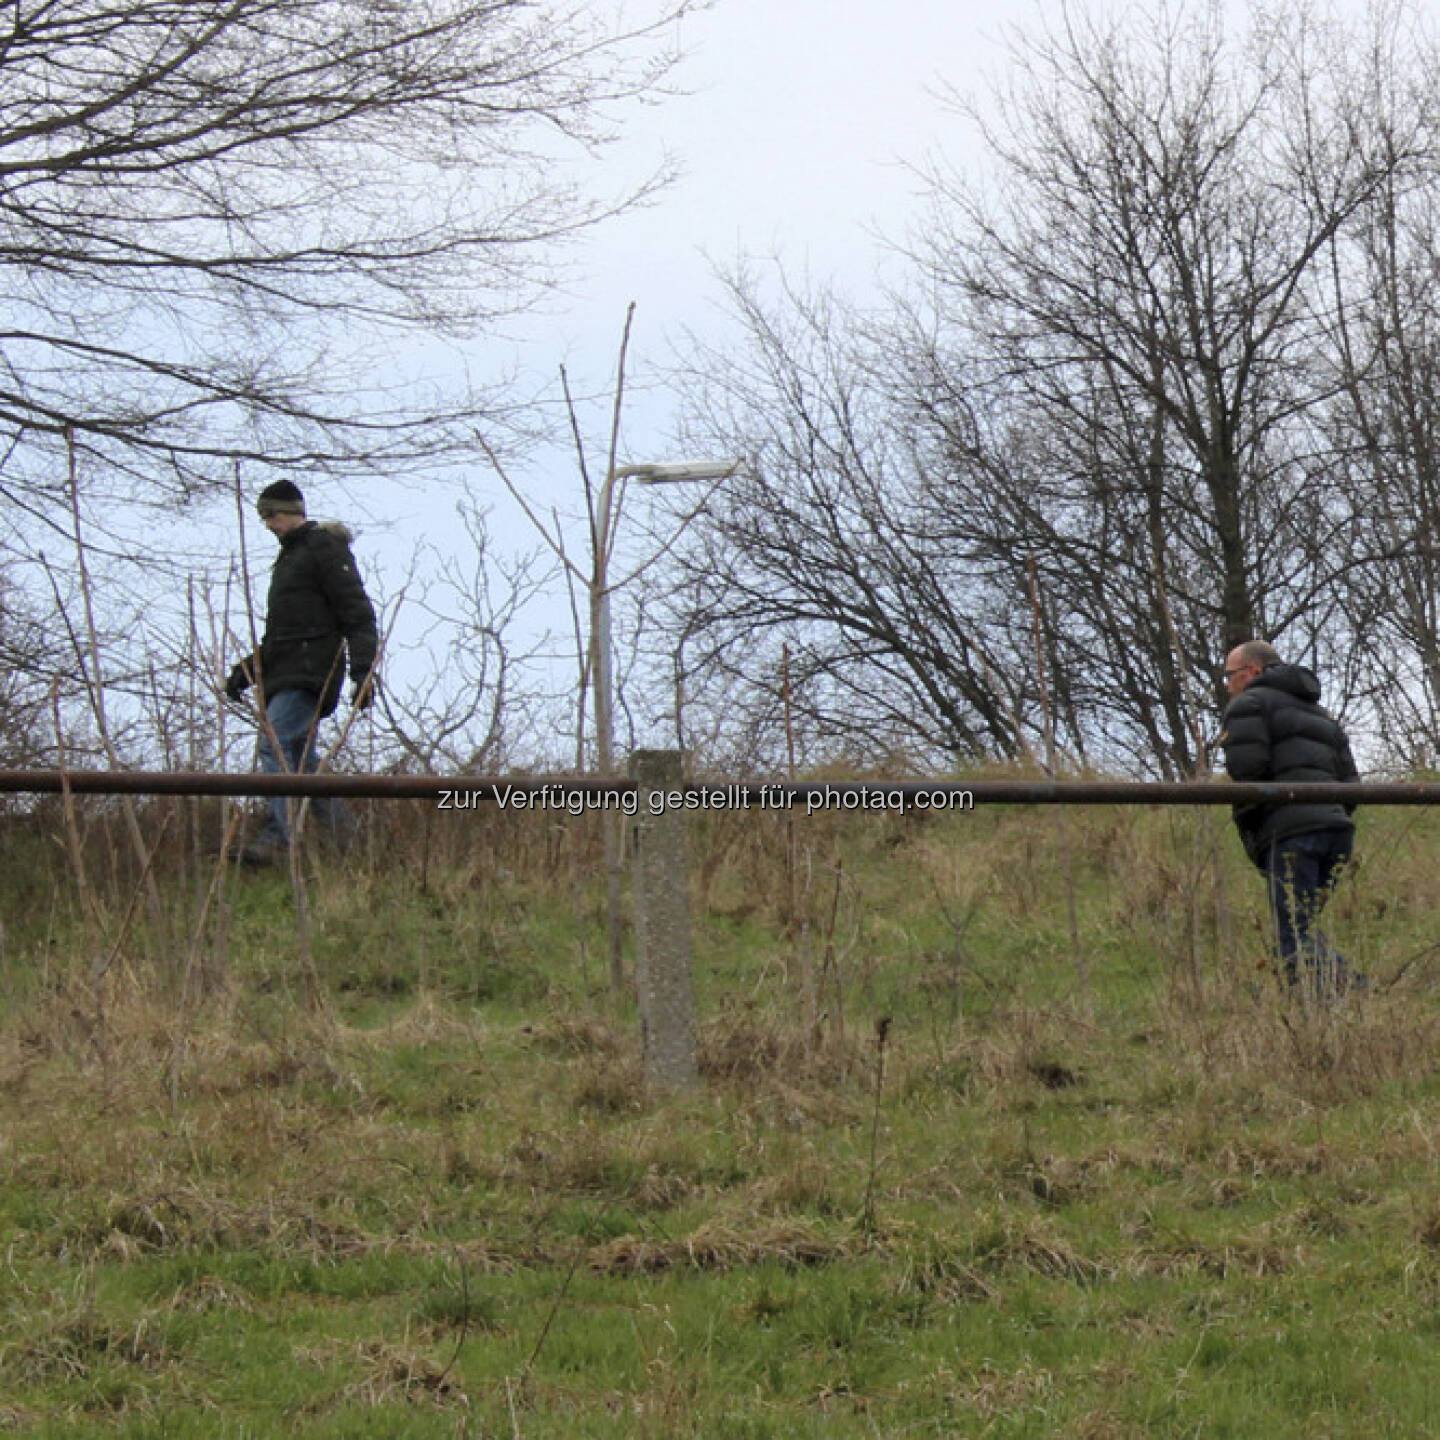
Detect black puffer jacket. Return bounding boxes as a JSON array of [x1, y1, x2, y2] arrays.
[[232, 522, 378, 716], [1219, 663, 1358, 867]]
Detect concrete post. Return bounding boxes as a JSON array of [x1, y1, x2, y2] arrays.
[[629, 749, 698, 1090]]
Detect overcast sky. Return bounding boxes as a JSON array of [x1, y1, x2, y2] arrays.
[[549, 0, 1006, 346], [492, 0, 1050, 467]]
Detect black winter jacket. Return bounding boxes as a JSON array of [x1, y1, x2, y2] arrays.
[[1219, 663, 1358, 867], [231, 522, 378, 716]]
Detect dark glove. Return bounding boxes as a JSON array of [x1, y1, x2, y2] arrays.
[[225, 661, 252, 702], [351, 673, 375, 709]]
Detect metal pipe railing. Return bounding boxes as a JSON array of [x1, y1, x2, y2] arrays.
[[0, 768, 1422, 806]]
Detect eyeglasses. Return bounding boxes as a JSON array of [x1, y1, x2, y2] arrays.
[[1222, 665, 1252, 680]]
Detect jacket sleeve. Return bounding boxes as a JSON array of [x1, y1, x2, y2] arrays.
[[1220, 691, 1271, 782], [312, 533, 378, 681]]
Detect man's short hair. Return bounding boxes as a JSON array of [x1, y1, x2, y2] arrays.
[[1236, 639, 1282, 668]]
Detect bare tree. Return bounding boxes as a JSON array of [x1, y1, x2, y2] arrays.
[[665, 1, 1440, 774], [666, 271, 1034, 769], [910, 0, 1423, 678], [1319, 21, 1440, 759], [0, 0, 690, 514], [373, 502, 554, 773], [0, 0, 690, 782], [0, 564, 73, 765]]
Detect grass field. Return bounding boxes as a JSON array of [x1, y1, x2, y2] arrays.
[[4, 787, 1440, 1436]]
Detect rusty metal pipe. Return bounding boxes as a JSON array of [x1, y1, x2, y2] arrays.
[[0, 769, 1426, 806]]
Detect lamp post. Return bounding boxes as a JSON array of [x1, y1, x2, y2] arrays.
[[590, 457, 739, 992], [591, 459, 739, 780]]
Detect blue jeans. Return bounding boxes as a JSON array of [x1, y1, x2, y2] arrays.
[[1264, 828, 1353, 987], [255, 688, 346, 844]]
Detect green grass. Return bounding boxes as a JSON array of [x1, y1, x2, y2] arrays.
[[3, 793, 1440, 1434]]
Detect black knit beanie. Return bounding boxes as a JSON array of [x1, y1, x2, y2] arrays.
[[257, 479, 306, 516]]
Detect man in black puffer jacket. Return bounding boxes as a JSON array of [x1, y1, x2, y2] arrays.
[[1219, 639, 1360, 992], [225, 480, 378, 862]]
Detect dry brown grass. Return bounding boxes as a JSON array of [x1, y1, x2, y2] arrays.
[[7, 1310, 178, 1385], [299, 1338, 469, 1411], [921, 1360, 1056, 1424], [519, 1012, 623, 1057], [41, 1184, 374, 1264], [10, 792, 1440, 1435], [587, 1217, 860, 1275], [1152, 988, 1440, 1104]]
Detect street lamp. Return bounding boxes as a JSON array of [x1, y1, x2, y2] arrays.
[[589, 456, 739, 993], [590, 458, 740, 778], [612, 460, 740, 484]]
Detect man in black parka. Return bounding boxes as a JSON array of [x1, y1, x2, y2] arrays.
[[1218, 639, 1360, 991], [225, 480, 377, 862]]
